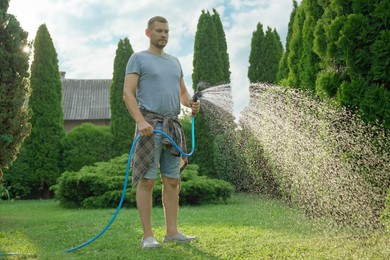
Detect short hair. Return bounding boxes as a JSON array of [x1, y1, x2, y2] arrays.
[[147, 16, 168, 29]]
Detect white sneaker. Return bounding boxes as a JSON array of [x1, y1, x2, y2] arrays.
[[140, 236, 161, 249], [163, 232, 197, 243]]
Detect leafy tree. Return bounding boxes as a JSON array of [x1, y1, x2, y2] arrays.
[[6, 24, 64, 198], [110, 38, 135, 156], [0, 0, 31, 176]]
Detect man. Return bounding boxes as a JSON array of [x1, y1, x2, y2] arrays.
[[123, 16, 200, 249]]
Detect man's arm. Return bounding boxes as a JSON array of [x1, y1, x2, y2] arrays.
[[180, 78, 200, 114], [123, 74, 154, 136]]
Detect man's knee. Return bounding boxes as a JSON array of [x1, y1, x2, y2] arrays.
[[138, 178, 155, 191], [162, 177, 180, 190]]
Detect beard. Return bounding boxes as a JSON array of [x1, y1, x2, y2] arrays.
[[152, 38, 167, 49]]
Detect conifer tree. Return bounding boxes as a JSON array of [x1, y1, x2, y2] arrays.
[[313, 0, 389, 128], [286, 4, 305, 88], [0, 0, 31, 176], [248, 24, 283, 84], [298, 0, 323, 91], [193, 10, 220, 86], [7, 24, 64, 198], [265, 28, 284, 84], [110, 38, 135, 156], [248, 22, 265, 83], [192, 9, 231, 177], [212, 9, 231, 82], [277, 0, 298, 84], [192, 10, 217, 177], [263, 27, 283, 83]]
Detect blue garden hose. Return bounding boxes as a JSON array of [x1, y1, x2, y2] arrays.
[[65, 115, 196, 253]]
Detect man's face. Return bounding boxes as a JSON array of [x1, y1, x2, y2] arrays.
[[148, 22, 169, 49]]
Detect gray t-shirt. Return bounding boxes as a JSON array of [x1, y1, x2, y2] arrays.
[[126, 50, 183, 116]]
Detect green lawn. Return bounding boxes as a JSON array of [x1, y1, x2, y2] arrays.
[[1, 193, 389, 259]]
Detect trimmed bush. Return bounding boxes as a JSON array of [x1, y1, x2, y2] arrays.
[[53, 154, 234, 208], [380, 187, 390, 234], [61, 123, 113, 172]]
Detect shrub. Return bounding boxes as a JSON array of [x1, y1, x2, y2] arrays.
[[233, 128, 281, 196], [53, 154, 234, 208], [61, 123, 113, 172], [380, 187, 390, 233], [2, 150, 32, 199], [0, 183, 10, 200], [315, 70, 341, 99]]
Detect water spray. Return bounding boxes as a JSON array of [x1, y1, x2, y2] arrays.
[[64, 91, 202, 253]]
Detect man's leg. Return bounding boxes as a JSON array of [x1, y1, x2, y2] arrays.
[[136, 178, 155, 238], [162, 176, 180, 236], [160, 149, 196, 242]]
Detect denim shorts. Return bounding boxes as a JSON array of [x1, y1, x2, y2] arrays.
[[143, 122, 181, 180]]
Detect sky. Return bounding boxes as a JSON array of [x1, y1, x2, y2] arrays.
[[8, 0, 299, 118]]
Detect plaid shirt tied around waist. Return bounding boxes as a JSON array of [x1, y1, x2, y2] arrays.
[[131, 109, 188, 187]]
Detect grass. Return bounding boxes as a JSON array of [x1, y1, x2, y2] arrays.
[[0, 193, 389, 259]]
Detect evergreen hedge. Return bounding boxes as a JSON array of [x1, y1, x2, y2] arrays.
[[53, 155, 234, 208], [279, 0, 390, 129]]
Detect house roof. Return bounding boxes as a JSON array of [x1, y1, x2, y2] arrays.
[[62, 79, 112, 120]]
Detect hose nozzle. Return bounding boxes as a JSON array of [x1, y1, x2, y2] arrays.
[[192, 91, 202, 102], [191, 91, 202, 115]]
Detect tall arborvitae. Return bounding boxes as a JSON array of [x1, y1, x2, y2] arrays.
[[212, 9, 231, 82], [192, 10, 217, 177], [248, 22, 265, 83], [263, 27, 283, 83], [286, 3, 305, 88], [277, 0, 298, 84], [248, 24, 283, 84], [0, 0, 31, 176], [298, 0, 323, 91], [314, 0, 389, 128], [9, 24, 64, 198], [192, 9, 231, 177], [110, 38, 135, 156], [369, 0, 390, 90], [193, 10, 220, 86]]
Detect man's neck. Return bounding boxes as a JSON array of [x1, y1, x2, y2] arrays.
[[148, 46, 164, 56]]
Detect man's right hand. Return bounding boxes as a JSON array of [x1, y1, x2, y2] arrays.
[[137, 120, 154, 137]]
